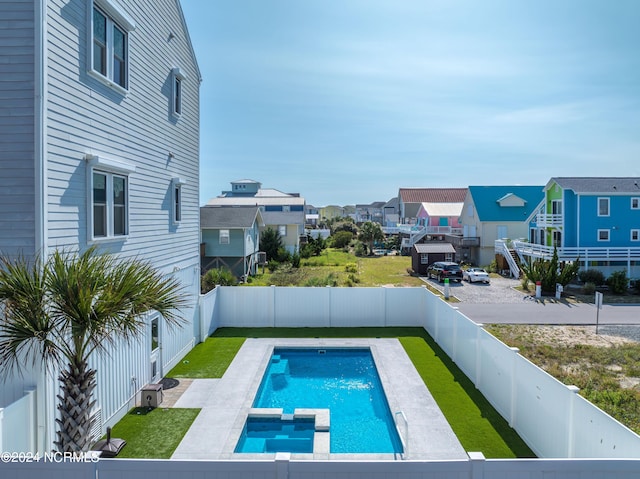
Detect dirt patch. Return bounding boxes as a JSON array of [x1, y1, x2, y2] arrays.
[[505, 324, 636, 347]]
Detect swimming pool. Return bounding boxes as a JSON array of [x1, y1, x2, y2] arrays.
[[246, 347, 403, 454]]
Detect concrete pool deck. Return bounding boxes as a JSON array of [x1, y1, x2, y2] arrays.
[[171, 338, 467, 461]]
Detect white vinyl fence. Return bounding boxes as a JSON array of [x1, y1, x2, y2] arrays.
[[0, 389, 36, 453], [202, 285, 640, 459], [2, 456, 640, 479]]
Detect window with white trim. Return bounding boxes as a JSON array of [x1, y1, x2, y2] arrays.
[[632, 198, 640, 210], [87, 154, 135, 241], [171, 68, 185, 117], [90, 0, 136, 92], [632, 229, 640, 241], [219, 230, 230, 244], [598, 197, 610, 217], [445, 253, 453, 262], [92, 171, 127, 238], [598, 229, 610, 242], [278, 225, 286, 236], [420, 253, 429, 265], [171, 177, 184, 224]]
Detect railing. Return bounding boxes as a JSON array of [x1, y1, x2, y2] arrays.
[[512, 241, 640, 262], [494, 240, 520, 278], [535, 213, 563, 227], [446, 234, 480, 247], [397, 225, 463, 249], [394, 410, 409, 459]]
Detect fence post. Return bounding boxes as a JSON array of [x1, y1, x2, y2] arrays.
[[326, 285, 332, 327], [275, 452, 290, 479], [468, 451, 485, 479], [567, 385, 580, 457], [509, 347, 520, 428], [475, 324, 484, 389], [451, 307, 459, 363]]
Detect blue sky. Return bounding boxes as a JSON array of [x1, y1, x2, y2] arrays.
[[181, 0, 640, 207]]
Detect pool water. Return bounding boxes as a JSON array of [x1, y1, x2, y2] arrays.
[[235, 417, 315, 453], [250, 348, 403, 454]]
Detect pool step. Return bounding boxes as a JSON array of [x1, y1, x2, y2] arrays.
[[271, 358, 290, 390]]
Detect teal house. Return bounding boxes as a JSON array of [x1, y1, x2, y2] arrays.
[[200, 206, 264, 278]]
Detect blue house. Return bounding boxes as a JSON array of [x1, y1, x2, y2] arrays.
[[513, 177, 640, 279], [0, 0, 201, 453], [200, 206, 264, 278]]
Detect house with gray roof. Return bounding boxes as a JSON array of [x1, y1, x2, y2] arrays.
[[511, 177, 640, 279], [206, 180, 305, 254], [200, 206, 264, 278]]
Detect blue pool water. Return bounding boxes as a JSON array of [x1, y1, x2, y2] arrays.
[[248, 348, 403, 454], [235, 417, 315, 453]]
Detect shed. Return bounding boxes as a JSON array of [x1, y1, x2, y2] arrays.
[[411, 243, 457, 275]]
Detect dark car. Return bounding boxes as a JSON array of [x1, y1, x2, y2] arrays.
[[427, 261, 463, 282]]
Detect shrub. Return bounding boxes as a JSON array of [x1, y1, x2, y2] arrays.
[[583, 282, 596, 295], [201, 267, 236, 293], [344, 262, 358, 273], [347, 273, 360, 284], [267, 260, 279, 273], [291, 251, 301, 268], [607, 270, 629, 295], [331, 231, 353, 249], [578, 269, 606, 286], [521, 248, 580, 294], [354, 242, 367, 257], [520, 276, 530, 291], [304, 273, 338, 287]]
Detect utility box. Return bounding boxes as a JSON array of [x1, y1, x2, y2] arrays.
[[141, 384, 163, 408]]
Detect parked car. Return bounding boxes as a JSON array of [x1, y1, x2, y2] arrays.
[[427, 262, 463, 282], [463, 267, 490, 284]]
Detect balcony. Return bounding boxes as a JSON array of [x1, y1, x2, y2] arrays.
[[446, 235, 480, 247], [535, 213, 562, 227]]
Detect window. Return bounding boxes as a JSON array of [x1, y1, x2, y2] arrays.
[[632, 229, 640, 241], [420, 253, 429, 265], [171, 177, 185, 224], [151, 317, 159, 352], [90, 1, 136, 92], [598, 229, 610, 242], [632, 198, 640, 210], [87, 154, 135, 241], [219, 230, 230, 244], [445, 253, 453, 262], [598, 197, 610, 217], [278, 225, 287, 237], [92, 172, 127, 238], [171, 68, 186, 117]]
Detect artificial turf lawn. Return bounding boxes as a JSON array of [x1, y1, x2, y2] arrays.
[[109, 407, 200, 458], [166, 336, 245, 378], [180, 327, 534, 458]]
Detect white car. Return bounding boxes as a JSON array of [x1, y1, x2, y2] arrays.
[[463, 267, 490, 283]]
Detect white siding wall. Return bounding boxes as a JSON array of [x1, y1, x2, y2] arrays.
[[45, 0, 200, 273], [0, 0, 37, 257]]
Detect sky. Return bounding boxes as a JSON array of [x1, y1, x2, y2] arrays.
[[180, 0, 640, 207]]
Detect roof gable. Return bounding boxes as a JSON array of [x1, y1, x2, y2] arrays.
[[419, 202, 464, 217], [469, 186, 544, 222], [200, 206, 263, 228]]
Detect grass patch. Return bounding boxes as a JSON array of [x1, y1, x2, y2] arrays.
[[245, 249, 424, 287], [167, 337, 245, 378], [110, 407, 200, 458], [210, 327, 534, 458]]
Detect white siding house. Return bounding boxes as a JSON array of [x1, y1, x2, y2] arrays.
[[0, 0, 201, 453]]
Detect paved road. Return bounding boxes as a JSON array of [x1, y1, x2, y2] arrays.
[[420, 275, 640, 326]]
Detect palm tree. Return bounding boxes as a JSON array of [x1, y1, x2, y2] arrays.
[[0, 247, 188, 453], [358, 221, 384, 255]]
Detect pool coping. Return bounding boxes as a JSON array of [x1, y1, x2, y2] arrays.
[[171, 338, 467, 461]]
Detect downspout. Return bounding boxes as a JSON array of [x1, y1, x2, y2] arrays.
[[35, 0, 50, 454]]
